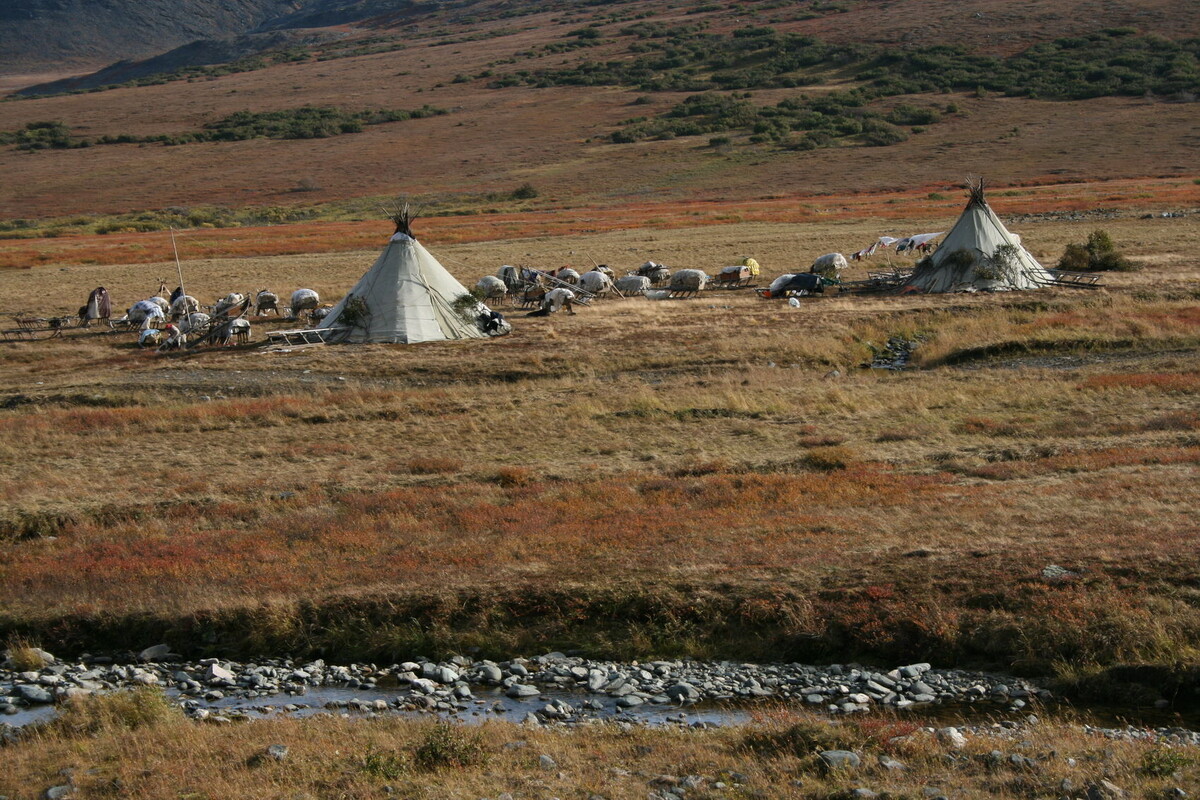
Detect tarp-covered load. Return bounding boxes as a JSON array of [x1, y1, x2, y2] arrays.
[[766, 273, 825, 297]]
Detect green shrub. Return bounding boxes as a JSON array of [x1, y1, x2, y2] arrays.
[[2, 106, 449, 152], [358, 747, 409, 779], [511, 182, 539, 200], [1058, 242, 1091, 271], [1140, 747, 1194, 776], [1, 120, 78, 149], [1058, 229, 1138, 271], [886, 103, 940, 125], [979, 243, 1020, 281], [861, 121, 908, 146], [413, 722, 488, 770]]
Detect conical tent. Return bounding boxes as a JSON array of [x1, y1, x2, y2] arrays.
[[903, 180, 1052, 293], [318, 231, 487, 344]]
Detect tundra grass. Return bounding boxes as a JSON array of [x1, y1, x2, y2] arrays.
[[0, 218, 1197, 704], [1, 695, 1197, 800]]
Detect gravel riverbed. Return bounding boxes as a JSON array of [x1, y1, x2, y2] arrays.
[[3, 648, 1197, 746]]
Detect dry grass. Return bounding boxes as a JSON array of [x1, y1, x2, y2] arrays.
[[1, 697, 1197, 800], [2, 177, 1197, 269], [3, 635, 50, 670], [0, 213, 1197, 676]]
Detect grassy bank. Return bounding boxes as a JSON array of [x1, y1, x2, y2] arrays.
[[4, 578, 1200, 707], [1, 691, 1197, 800]]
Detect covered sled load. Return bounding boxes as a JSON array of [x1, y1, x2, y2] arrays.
[[765, 273, 826, 298]]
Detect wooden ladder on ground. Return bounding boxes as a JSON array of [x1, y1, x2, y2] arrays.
[[265, 328, 343, 347], [1043, 270, 1105, 289]]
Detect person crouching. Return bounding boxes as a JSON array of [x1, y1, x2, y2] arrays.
[[527, 287, 577, 318], [159, 323, 186, 351]]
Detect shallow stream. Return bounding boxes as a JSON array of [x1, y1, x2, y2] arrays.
[[7, 682, 1196, 737]]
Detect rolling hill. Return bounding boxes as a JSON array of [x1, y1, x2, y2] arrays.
[[0, 0, 319, 75], [0, 0, 1197, 221]]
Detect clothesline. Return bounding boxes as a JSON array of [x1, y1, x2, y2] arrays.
[[852, 232, 944, 260]]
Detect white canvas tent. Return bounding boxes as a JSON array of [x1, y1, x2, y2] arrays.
[[902, 180, 1052, 293], [318, 211, 492, 344]]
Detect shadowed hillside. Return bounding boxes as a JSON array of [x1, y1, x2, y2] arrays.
[[0, 0, 313, 74]]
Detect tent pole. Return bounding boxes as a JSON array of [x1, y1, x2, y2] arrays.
[[170, 227, 187, 308]]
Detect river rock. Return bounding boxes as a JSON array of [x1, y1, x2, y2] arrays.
[[44, 786, 72, 799], [936, 727, 967, 749], [819, 750, 861, 770], [15, 685, 54, 704], [138, 644, 173, 662], [1085, 781, 1128, 800], [506, 684, 539, 698], [539, 754, 557, 771], [476, 664, 503, 684], [205, 664, 235, 683], [665, 683, 700, 702]]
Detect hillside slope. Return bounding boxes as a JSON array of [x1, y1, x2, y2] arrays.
[[0, 0, 1196, 219], [0, 0, 313, 74]]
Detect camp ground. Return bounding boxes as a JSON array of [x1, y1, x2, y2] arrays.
[[0, 180, 1125, 353]]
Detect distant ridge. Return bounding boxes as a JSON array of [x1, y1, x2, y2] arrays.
[[0, 0, 316, 75], [17, 30, 346, 96]]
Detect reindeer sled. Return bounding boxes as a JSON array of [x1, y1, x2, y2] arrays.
[[183, 294, 253, 349]]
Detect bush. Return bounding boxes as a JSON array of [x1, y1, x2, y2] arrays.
[[413, 722, 488, 770], [511, 182, 539, 200], [53, 687, 181, 737], [940, 248, 976, 273], [886, 103, 940, 125], [1140, 747, 1194, 777], [860, 120, 908, 146], [358, 747, 409, 779], [1058, 229, 1138, 271], [979, 243, 1020, 281], [3, 636, 49, 670], [802, 446, 856, 471], [495, 466, 532, 487], [1058, 242, 1091, 271]]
